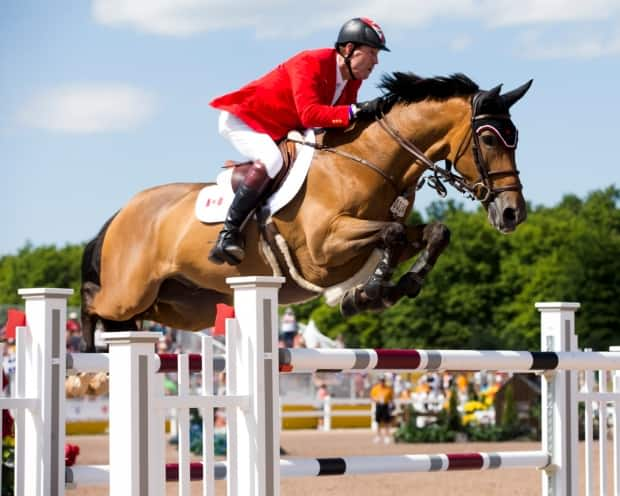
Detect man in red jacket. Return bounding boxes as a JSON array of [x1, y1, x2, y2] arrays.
[[208, 17, 390, 265]]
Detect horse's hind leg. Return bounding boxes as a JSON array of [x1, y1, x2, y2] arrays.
[[82, 276, 160, 349], [144, 280, 230, 331]]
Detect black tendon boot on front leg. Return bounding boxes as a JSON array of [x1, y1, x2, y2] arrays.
[[208, 161, 271, 265]]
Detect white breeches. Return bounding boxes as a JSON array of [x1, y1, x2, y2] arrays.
[[218, 111, 283, 178]]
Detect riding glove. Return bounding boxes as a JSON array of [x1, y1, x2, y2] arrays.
[[350, 97, 386, 120]]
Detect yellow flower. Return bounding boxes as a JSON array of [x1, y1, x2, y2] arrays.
[[462, 413, 477, 426], [463, 400, 485, 413]]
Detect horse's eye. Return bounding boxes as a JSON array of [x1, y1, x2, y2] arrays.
[[481, 134, 498, 147]]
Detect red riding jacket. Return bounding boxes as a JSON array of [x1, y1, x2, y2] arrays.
[[210, 48, 362, 141]]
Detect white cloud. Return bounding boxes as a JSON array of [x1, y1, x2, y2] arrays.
[[481, 0, 620, 26], [92, 0, 620, 37], [92, 0, 282, 37], [517, 29, 620, 59], [18, 84, 155, 133], [90, 0, 478, 37]]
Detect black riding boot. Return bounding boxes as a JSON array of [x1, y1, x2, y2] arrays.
[[208, 161, 271, 265]]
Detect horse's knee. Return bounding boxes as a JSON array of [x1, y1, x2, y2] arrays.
[[380, 222, 407, 247], [424, 222, 450, 249]]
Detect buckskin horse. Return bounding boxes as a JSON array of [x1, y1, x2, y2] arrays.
[[80, 73, 532, 351]]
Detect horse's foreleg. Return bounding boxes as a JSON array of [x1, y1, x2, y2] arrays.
[[361, 223, 407, 299], [340, 221, 450, 316], [340, 222, 407, 317], [385, 221, 450, 304]]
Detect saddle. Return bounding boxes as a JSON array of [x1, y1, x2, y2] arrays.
[[222, 131, 325, 197], [223, 138, 295, 197]]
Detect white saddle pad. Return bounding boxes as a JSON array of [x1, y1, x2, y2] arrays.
[[195, 129, 316, 223]]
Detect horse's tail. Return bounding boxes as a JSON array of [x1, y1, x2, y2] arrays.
[[80, 213, 118, 352]]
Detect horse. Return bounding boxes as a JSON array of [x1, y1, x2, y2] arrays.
[[80, 72, 532, 351]]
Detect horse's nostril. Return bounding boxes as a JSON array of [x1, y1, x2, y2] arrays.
[[503, 208, 516, 225]]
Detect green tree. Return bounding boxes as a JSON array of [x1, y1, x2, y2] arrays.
[[0, 243, 84, 306]]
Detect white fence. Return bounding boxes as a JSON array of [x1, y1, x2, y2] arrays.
[[1, 278, 619, 495]]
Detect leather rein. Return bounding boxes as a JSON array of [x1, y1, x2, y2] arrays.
[[289, 93, 522, 204]]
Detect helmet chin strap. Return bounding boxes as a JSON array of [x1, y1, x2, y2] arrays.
[[343, 44, 359, 80]]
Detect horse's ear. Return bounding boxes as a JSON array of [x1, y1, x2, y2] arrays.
[[488, 84, 503, 97], [501, 79, 533, 109]]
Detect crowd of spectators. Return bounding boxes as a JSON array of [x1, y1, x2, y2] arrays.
[[1, 304, 508, 432]]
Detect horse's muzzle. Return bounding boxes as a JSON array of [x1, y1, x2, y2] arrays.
[[488, 195, 527, 233]]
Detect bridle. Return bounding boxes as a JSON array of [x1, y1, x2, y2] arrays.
[[287, 91, 522, 204], [376, 92, 522, 203]]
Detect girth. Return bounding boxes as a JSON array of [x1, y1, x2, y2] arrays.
[[257, 214, 323, 303]]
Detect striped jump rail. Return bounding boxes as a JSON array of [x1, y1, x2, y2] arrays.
[[67, 349, 620, 375], [65, 450, 549, 487], [66, 352, 225, 374], [278, 348, 620, 373]]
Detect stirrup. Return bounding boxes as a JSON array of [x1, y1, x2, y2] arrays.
[[209, 244, 245, 265]]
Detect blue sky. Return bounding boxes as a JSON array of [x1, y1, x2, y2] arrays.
[[2, 1, 619, 256]]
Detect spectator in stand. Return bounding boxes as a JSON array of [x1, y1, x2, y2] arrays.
[[214, 371, 228, 428], [317, 383, 330, 401], [370, 375, 394, 444], [316, 383, 330, 430], [157, 336, 169, 354], [66, 311, 82, 352], [292, 332, 306, 348], [280, 307, 298, 347], [353, 373, 365, 398]]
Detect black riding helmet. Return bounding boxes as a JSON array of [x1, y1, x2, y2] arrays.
[[335, 17, 390, 52], [335, 18, 389, 80]]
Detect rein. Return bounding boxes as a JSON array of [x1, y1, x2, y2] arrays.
[[288, 92, 522, 204], [299, 141, 401, 193], [375, 112, 479, 200]]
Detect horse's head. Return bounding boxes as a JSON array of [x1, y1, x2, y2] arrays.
[[449, 80, 532, 233], [375, 73, 532, 234]]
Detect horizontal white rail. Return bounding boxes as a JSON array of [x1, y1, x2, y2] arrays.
[[0, 398, 38, 409], [280, 410, 370, 419], [154, 394, 249, 411]]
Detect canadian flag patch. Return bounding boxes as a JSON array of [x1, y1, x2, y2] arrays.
[[195, 181, 234, 223]]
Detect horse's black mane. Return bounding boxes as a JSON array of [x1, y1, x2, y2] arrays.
[[379, 72, 479, 105]]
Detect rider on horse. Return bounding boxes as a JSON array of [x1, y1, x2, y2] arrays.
[[208, 17, 391, 265]]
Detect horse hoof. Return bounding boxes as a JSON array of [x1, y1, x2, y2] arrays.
[[402, 273, 423, 298], [364, 280, 382, 300], [340, 290, 360, 317]]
